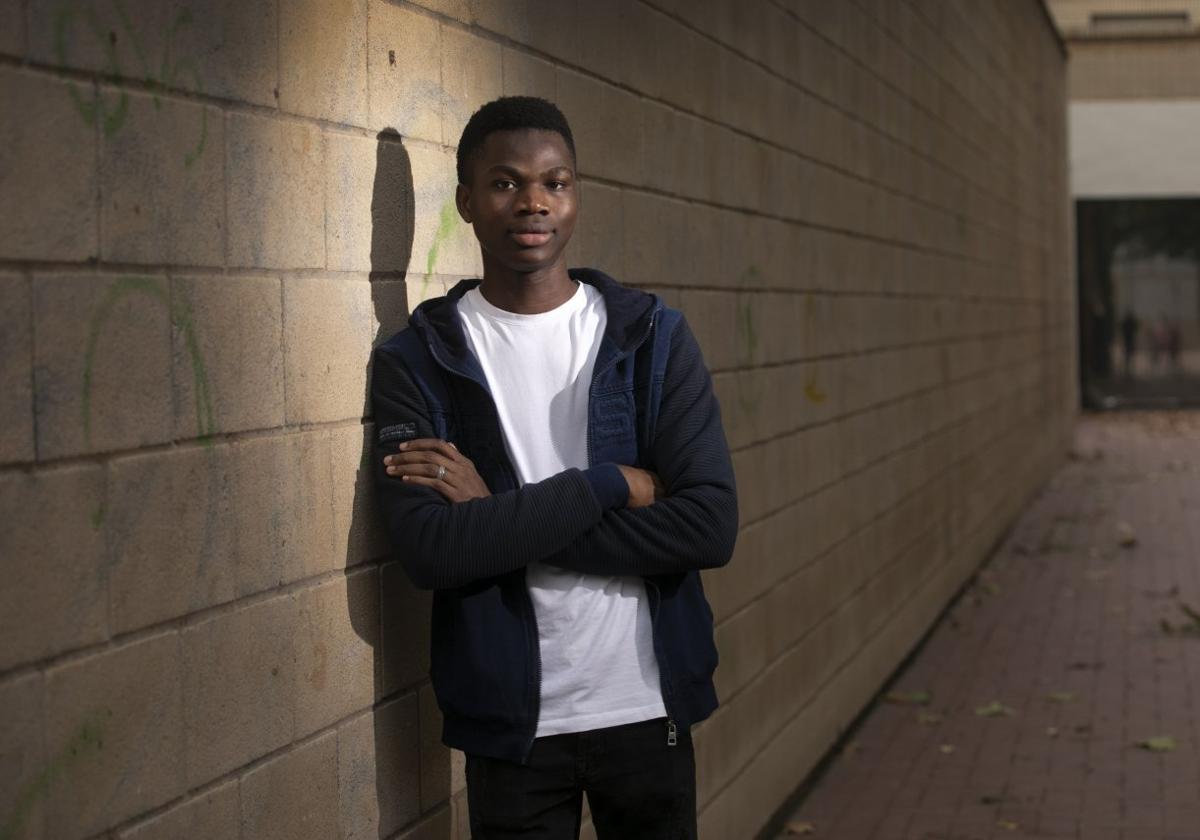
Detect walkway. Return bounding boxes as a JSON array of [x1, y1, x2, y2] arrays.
[[777, 411, 1200, 840]]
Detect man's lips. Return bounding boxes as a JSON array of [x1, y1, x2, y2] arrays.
[[510, 229, 552, 247]]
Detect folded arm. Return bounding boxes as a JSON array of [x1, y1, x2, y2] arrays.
[[544, 316, 739, 577], [370, 344, 628, 590]]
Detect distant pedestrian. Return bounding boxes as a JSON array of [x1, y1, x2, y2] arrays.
[[1149, 316, 1169, 368], [1119, 310, 1139, 375], [1167, 320, 1182, 369]]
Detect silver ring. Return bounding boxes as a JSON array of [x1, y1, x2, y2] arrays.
[[436, 464, 447, 481]]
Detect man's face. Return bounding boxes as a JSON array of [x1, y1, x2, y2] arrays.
[[456, 128, 578, 275]]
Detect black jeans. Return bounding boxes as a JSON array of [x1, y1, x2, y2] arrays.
[[465, 717, 697, 840]]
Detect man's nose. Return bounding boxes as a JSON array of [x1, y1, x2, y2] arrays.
[[515, 185, 549, 214]]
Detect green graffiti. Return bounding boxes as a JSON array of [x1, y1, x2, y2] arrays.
[[421, 199, 461, 299], [55, 0, 207, 164], [0, 712, 108, 840], [54, 1, 128, 136], [90, 500, 106, 529], [82, 277, 215, 448], [804, 376, 827, 404], [737, 267, 762, 367]]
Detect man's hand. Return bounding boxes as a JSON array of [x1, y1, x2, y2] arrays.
[[618, 465, 664, 508], [384, 439, 491, 503]]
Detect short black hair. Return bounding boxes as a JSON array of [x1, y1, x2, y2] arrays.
[[456, 96, 576, 185]]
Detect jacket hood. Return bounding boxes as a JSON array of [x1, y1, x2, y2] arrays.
[[408, 268, 661, 379]]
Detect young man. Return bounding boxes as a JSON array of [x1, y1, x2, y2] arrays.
[[371, 96, 737, 839]]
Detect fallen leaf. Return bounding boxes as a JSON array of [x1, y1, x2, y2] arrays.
[[1046, 726, 1060, 738], [975, 701, 1017, 717], [1137, 735, 1177, 752], [997, 819, 1019, 831], [1046, 691, 1076, 703], [916, 711, 944, 725], [885, 690, 931, 706], [784, 821, 815, 835], [938, 743, 956, 754], [1160, 602, 1200, 637], [1116, 521, 1137, 547], [1073, 723, 1093, 735], [979, 794, 1004, 805]]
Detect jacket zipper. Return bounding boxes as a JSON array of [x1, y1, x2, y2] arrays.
[[422, 339, 543, 761], [644, 576, 679, 746], [422, 299, 665, 758]]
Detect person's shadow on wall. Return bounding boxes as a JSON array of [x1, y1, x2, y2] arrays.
[[344, 128, 450, 838]]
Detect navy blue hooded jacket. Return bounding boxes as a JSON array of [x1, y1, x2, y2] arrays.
[[370, 268, 738, 762]]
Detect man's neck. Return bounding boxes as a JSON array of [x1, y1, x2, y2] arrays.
[[477, 262, 576, 314]]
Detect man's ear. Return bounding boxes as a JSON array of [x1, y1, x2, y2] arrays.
[[455, 183, 471, 224]]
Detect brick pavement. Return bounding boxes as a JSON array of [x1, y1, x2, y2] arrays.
[[777, 411, 1200, 840]]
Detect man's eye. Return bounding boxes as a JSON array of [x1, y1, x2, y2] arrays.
[[548, 181, 568, 190], [494, 180, 516, 190]]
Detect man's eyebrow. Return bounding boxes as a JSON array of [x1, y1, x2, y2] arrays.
[[484, 163, 575, 177]]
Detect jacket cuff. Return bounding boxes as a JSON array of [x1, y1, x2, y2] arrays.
[[582, 463, 629, 510]]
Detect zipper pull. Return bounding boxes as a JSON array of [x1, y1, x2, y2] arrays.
[[667, 719, 677, 746]]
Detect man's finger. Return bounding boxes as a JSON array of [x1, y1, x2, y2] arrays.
[[397, 438, 462, 461], [389, 462, 453, 479], [383, 450, 453, 468]]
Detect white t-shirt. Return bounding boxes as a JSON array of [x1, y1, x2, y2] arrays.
[[457, 281, 667, 736]]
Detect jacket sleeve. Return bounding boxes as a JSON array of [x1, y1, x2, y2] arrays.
[[543, 316, 739, 576], [370, 342, 629, 590]]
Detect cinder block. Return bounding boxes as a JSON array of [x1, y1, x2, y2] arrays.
[[576, 0, 642, 88], [336, 696, 421, 838], [294, 571, 379, 737], [440, 24, 502, 148], [0, 465, 106, 671], [325, 131, 411, 274], [419, 682, 450, 812], [0, 274, 33, 464], [331, 422, 389, 568], [226, 112, 324, 269], [33, 274, 172, 458], [240, 732, 339, 840], [282, 276, 374, 424], [380, 561, 432, 694], [44, 633, 184, 839], [106, 434, 330, 632], [712, 600, 769, 702], [409, 144, 478, 280], [27, 1, 278, 106], [557, 69, 644, 185], [620, 191, 688, 289], [565, 180, 624, 279], [395, 808, 453, 840], [502, 47, 556, 100], [107, 445, 229, 632], [226, 430, 337, 590], [0, 673, 45, 840], [100, 89, 223, 265], [171, 275, 283, 438], [0, 69, 97, 261], [471, 0, 577, 64], [118, 781, 238, 840], [182, 594, 296, 787], [369, 279, 413, 346], [0, 1, 21, 56], [409, 0, 471, 24], [367, 1, 442, 144], [278, 0, 367, 125]]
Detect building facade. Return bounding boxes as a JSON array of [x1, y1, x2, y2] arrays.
[[0, 2, 1071, 838]]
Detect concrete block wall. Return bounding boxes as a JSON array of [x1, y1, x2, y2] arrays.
[[0, 1, 1072, 839]]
